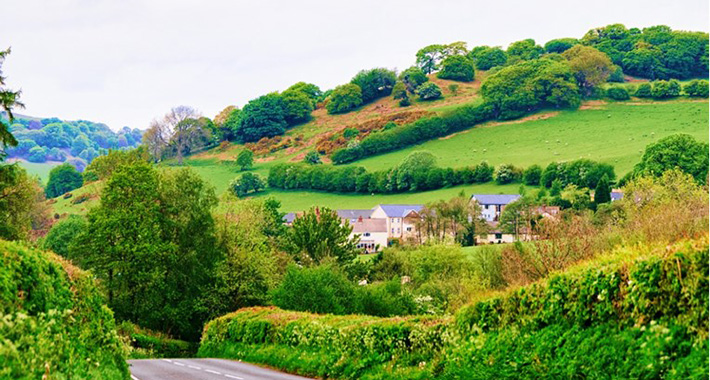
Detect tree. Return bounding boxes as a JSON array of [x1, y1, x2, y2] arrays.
[[236, 149, 254, 171], [607, 86, 630, 100], [448, 83, 460, 96], [0, 165, 43, 240], [230, 172, 265, 197], [0, 48, 24, 154], [608, 65, 625, 82], [213, 106, 240, 141], [544, 38, 579, 53], [523, 164, 543, 185], [480, 59, 580, 119], [399, 66, 429, 92], [271, 264, 358, 315], [43, 215, 87, 257], [303, 151, 321, 165], [416, 44, 446, 74], [172, 117, 212, 165], [281, 89, 314, 124], [45, 163, 83, 198], [635, 83, 652, 97], [594, 174, 612, 205], [71, 164, 219, 340], [470, 46, 508, 70], [632, 134, 709, 183], [507, 39, 545, 60], [82, 147, 150, 181], [237, 93, 288, 142], [326, 84, 363, 114], [286, 82, 323, 105], [288, 207, 359, 265], [416, 82, 442, 100], [684, 79, 709, 97], [392, 81, 407, 100], [562, 45, 613, 96], [495, 163, 522, 184], [350, 68, 397, 103], [650, 80, 681, 99], [143, 106, 201, 161], [437, 55, 475, 82]]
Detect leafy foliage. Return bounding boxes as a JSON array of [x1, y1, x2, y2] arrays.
[[236, 149, 254, 171], [230, 172, 266, 197], [562, 45, 613, 95], [237, 93, 288, 142], [544, 38, 579, 53], [350, 68, 397, 103], [43, 215, 86, 258], [416, 82, 443, 100], [398, 66, 429, 92], [45, 162, 83, 198], [631, 133, 708, 183], [437, 55, 475, 82], [288, 207, 359, 265], [326, 84, 363, 114], [684, 79, 709, 97], [469, 46, 508, 70]]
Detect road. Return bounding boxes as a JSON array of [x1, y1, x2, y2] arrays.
[[129, 358, 312, 380]]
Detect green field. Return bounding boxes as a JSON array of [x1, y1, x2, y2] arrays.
[[13, 159, 61, 183], [348, 100, 709, 175]]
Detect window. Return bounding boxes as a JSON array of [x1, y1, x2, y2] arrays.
[[406, 227, 412, 232], [396, 228, 400, 234], [391, 228, 395, 234], [484, 205, 489, 210], [495, 233, 503, 239], [364, 232, 371, 237]]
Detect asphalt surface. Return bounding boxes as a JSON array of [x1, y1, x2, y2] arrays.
[[129, 358, 312, 380]]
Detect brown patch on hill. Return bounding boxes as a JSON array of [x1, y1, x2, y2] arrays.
[[579, 100, 608, 110]]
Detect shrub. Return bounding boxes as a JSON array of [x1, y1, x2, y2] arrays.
[[327, 84, 363, 114], [437, 55, 475, 82], [27, 145, 47, 162], [281, 89, 314, 124], [230, 172, 266, 197], [608, 65, 625, 82], [651, 79, 681, 99], [303, 151, 322, 165], [448, 83, 460, 96], [0, 240, 129, 379], [470, 46, 508, 70], [544, 38, 578, 53], [350, 68, 396, 103], [606, 86, 630, 100], [634, 82, 653, 97], [684, 79, 709, 97], [272, 264, 359, 315], [417, 82, 443, 100], [237, 93, 288, 142], [522, 164, 543, 185], [495, 164, 523, 184], [399, 97, 411, 107], [392, 81, 407, 100], [540, 159, 616, 188], [45, 163, 84, 198], [399, 66, 429, 92], [632, 133, 709, 183], [43, 215, 86, 258]]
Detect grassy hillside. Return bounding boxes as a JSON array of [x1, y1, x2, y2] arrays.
[[348, 100, 709, 175], [0, 240, 129, 379], [198, 237, 709, 379]]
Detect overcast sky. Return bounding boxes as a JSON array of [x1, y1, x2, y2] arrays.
[[2, 0, 708, 130]]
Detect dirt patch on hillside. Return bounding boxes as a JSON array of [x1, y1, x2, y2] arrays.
[[579, 100, 607, 110]]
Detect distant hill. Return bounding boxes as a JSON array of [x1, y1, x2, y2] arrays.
[[2, 112, 143, 172]]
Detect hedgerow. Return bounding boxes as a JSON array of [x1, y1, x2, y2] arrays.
[[0, 240, 129, 379], [199, 238, 709, 379]]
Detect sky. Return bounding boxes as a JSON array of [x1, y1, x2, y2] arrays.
[[2, 0, 708, 131]]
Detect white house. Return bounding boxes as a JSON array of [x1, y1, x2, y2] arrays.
[[370, 204, 423, 241], [349, 217, 388, 253], [471, 194, 521, 222]]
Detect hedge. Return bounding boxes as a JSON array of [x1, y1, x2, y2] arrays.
[[331, 102, 495, 164], [199, 238, 709, 379]]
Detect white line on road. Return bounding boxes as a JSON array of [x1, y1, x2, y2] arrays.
[[174, 362, 185, 366], [131, 376, 140, 380], [161, 359, 173, 363], [224, 375, 243, 379], [188, 365, 202, 370], [205, 369, 222, 375]]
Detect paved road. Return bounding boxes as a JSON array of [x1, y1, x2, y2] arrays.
[[129, 358, 312, 380]]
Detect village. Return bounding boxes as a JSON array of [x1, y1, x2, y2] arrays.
[[283, 190, 624, 253]]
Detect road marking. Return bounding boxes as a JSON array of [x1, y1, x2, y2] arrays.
[[131, 376, 140, 380], [188, 365, 202, 370], [174, 362, 185, 367], [224, 375, 243, 379], [205, 369, 222, 375], [161, 359, 173, 363]]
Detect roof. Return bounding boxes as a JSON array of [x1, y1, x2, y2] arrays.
[[611, 191, 623, 201], [350, 218, 387, 233], [337, 209, 372, 221], [283, 212, 297, 224], [471, 194, 521, 205], [374, 204, 424, 218]]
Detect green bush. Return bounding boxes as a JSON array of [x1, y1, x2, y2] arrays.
[[416, 82, 443, 100], [351, 68, 397, 103], [0, 240, 129, 379], [45, 162, 84, 198], [651, 79, 682, 99], [470, 46, 508, 70], [271, 265, 359, 315], [437, 55, 475, 82], [606, 85, 631, 100], [608, 65, 625, 82], [635, 82, 653, 97], [43, 215, 86, 258], [327, 84, 363, 114], [684, 79, 709, 97]]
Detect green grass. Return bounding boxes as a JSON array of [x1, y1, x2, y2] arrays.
[[347, 100, 709, 175], [13, 159, 61, 183]]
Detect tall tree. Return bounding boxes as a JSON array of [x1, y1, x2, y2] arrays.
[[562, 45, 613, 96], [288, 207, 359, 265], [171, 117, 212, 165], [143, 106, 201, 162], [594, 174, 612, 205], [0, 48, 23, 154], [45, 163, 83, 198]]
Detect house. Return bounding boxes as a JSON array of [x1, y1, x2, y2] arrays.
[[348, 217, 388, 253], [370, 204, 423, 241], [337, 209, 373, 223], [611, 190, 623, 201], [535, 205, 561, 219], [283, 212, 297, 226], [471, 194, 521, 222], [479, 221, 516, 244]]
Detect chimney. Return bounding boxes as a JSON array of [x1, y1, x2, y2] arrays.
[[358, 215, 363, 222]]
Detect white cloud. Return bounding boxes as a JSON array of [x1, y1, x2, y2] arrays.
[[2, 0, 707, 130]]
